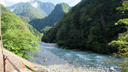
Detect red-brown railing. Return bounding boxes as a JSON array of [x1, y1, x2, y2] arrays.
[[0, 36, 21, 72], [3, 55, 21, 72]]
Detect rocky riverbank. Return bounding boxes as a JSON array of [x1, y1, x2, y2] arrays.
[[27, 41, 118, 72]]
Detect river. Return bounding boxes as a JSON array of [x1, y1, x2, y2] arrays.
[[28, 41, 123, 72]]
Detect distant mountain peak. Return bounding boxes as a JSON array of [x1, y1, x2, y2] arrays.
[[8, 1, 55, 19], [11, 9, 14, 11], [54, 3, 71, 13], [31, 0, 40, 2], [31, 1, 38, 8]]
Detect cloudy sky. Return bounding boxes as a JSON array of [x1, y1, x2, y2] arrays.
[[1, 0, 81, 6]]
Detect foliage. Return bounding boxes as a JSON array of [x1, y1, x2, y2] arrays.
[[29, 3, 71, 32], [18, 16, 31, 23], [1, 4, 12, 14], [109, 1, 128, 71], [27, 24, 43, 38], [41, 26, 52, 34], [1, 5, 40, 59], [42, 0, 128, 54]]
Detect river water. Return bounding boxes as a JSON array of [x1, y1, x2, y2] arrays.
[[37, 41, 123, 71]]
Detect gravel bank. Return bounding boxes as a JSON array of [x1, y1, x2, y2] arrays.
[[27, 41, 117, 72]]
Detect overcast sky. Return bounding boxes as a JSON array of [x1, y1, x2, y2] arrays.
[[1, 0, 81, 6]]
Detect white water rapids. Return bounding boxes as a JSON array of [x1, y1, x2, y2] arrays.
[[27, 41, 122, 72]]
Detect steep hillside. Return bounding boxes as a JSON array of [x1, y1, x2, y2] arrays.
[[8, 0, 55, 20], [17, 16, 43, 38], [1, 4, 12, 13], [42, 0, 128, 54], [29, 3, 71, 33], [1, 4, 40, 58], [2, 3, 43, 38]]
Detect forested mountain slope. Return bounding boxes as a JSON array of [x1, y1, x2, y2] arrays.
[[8, 0, 55, 20], [1, 4, 12, 13], [37, 2, 55, 15], [42, 0, 128, 54], [7, 2, 24, 11], [1, 4, 40, 58], [29, 3, 71, 33], [17, 15, 43, 38]]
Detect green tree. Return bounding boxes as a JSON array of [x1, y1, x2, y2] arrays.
[[109, 1, 128, 71], [1, 11, 39, 59]]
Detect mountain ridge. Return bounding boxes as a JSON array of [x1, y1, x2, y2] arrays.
[[8, 1, 55, 20], [29, 3, 71, 33]]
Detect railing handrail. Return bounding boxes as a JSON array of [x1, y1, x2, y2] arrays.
[[3, 54, 21, 72], [1, 35, 21, 72]]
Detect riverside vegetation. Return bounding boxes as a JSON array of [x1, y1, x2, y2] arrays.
[[42, 0, 128, 54], [42, 0, 128, 71]]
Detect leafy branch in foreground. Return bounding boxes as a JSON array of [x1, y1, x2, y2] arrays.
[[109, 1, 128, 72]]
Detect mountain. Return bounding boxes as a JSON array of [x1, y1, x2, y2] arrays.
[[42, 0, 128, 54], [8, 1, 55, 20], [37, 2, 55, 15], [7, 2, 24, 11], [29, 3, 71, 33], [2, 4, 42, 38], [13, 3, 46, 20]]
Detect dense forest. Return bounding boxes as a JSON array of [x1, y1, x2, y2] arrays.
[[42, 0, 128, 54], [1, 4, 40, 59], [29, 3, 71, 33]]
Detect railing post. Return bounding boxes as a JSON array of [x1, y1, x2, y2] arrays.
[[0, 36, 4, 72], [3, 55, 7, 72]]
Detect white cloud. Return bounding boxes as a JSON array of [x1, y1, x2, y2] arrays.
[[31, 2, 38, 8], [70, 0, 81, 6], [62, 0, 72, 3], [5, 0, 32, 3], [11, 9, 14, 11], [1, 0, 81, 7], [1, 0, 7, 6]]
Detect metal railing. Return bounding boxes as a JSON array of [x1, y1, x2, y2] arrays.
[[3, 54, 21, 72], [0, 35, 21, 72]]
